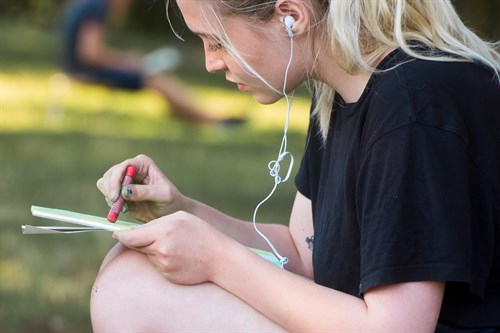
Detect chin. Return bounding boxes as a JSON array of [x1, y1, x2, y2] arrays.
[[252, 91, 282, 105]]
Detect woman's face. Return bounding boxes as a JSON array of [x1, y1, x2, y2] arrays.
[[176, 0, 305, 105]]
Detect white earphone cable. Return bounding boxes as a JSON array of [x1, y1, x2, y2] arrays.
[[251, 33, 295, 266]]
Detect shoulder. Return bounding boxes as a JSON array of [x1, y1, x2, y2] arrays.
[[371, 52, 499, 111], [378, 52, 499, 109], [361, 54, 500, 149]]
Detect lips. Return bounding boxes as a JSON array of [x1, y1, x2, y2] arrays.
[[227, 77, 248, 92], [236, 83, 248, 92]]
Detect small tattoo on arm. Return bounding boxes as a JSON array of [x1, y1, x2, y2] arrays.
[[306, 235, 314, 251]]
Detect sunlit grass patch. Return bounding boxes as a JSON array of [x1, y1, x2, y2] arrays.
[[1, 71, 311, 140]]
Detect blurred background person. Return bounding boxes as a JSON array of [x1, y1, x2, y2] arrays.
[[58, 0, 245, 125]]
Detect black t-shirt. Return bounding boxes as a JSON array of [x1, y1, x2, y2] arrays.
[[295, 48, 500, 330]]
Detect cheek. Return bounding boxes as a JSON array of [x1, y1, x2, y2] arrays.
[[256, 47, 296, 89], [229, 42, 294, 93], [241, 56, 285, 87]]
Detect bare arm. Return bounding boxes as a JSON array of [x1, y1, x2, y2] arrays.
[[214, 245, 444, 332], [76, 21, 141, 71], [115, 188, 444, 331], [185, 192, 312, 276], [207, 191, 445, 332]]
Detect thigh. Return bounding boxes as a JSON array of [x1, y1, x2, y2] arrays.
[[91, 248, 286, 332]]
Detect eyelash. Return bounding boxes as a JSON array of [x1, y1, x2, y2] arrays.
[[208, 43, 223, 52]]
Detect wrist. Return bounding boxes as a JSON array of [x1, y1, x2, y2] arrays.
[[208, 238, 251, 285], [182, 197, 198, 214]]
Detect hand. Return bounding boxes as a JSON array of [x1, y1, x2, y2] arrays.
[[97, 154, 188, 222], [112, 211, 229, 285]]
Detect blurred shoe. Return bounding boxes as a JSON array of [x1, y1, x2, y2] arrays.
[[218, 117, 248, 127]]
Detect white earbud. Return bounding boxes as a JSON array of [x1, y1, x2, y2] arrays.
[[283, 15, 295, 38]]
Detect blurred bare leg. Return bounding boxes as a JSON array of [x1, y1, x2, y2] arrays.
[[146, 75, 218, 124], [91, 248, 286, 332]]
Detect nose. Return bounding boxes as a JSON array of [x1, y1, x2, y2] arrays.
[[205, 50, 226, 74]]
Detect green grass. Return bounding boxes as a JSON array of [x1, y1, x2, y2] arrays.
[[1, 4, 497, 331], [0, 131, 305, 333], [0, 16, 310, 333]]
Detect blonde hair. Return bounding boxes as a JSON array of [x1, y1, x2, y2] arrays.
[[316, 0, 500, 139], [168, 0, 499, 139]]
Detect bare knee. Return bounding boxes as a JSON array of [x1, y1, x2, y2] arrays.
[[91, 248, 285, 332], [91, 249, 161, 332], [97, 242, 127, 272]]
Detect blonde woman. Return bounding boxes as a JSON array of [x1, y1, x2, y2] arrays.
[[91, 0, 500, 331]]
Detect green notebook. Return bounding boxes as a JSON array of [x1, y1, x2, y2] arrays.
[[25, 206, 284, 267]]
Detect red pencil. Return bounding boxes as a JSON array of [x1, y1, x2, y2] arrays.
[[107, 166, 137, 222]]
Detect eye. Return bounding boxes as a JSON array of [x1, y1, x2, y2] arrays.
[[208, 43, 223, 52]]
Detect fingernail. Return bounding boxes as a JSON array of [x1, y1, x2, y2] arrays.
[[122, 187, 133, 198], [121, 202, 128, 213]]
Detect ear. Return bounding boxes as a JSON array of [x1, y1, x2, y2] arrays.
[[275, 0, 309, 37]]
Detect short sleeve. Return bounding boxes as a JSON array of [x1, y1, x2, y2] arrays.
[[356, 122, 495, 298], [295, 112, 324, 200], [86, 0, 107, 22], [295, 146, 312, 199]]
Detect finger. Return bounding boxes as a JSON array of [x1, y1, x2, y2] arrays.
[[128, 154, 156, 184], [97, 155, 157, 201], [97, 166, 127, 201], [121, 184, 173, 203], [112, 225, 156, 250], [107, 164, 133, 201], [99, 183, 128, 215], [108, 156, 158, 200], [96, 177, 108, 198], [105, 195, 129, 214]]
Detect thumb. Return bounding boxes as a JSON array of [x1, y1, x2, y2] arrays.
[[113, 225, 155, 250], [121, 184, 172, 203]]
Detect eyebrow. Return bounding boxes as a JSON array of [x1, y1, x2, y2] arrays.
[[190, 30, 205, 37], [192, 31, 219, 40], [191, 30, 218, 39]]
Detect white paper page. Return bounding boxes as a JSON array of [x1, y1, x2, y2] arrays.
[[22, 225, 105, 234]]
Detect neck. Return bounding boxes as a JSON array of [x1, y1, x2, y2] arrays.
[[312, 47, 396, 104], [317, 64, 371, 104]]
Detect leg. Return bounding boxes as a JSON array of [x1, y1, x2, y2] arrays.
[[91, 248, 286, 332], [146, 75, 218, 124], [97, 242, 127, 272]]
